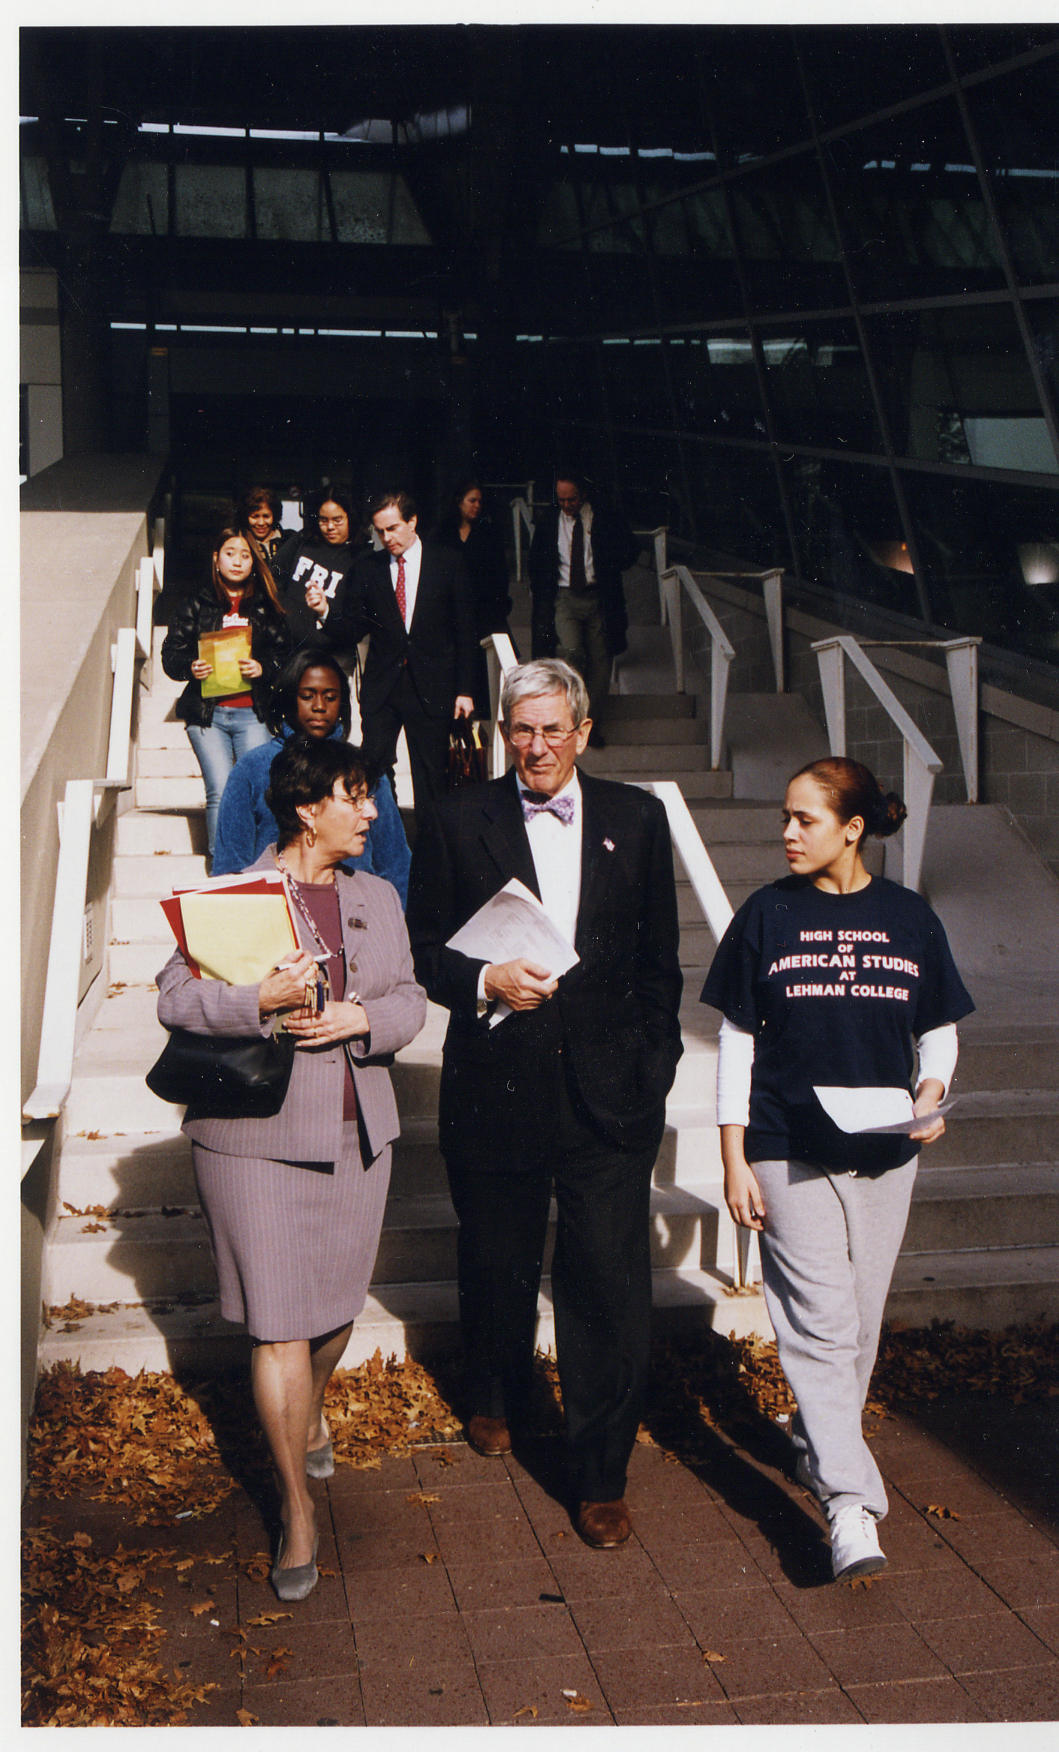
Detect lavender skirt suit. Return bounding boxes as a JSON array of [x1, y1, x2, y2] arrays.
[[156, 850, 426, 1340]]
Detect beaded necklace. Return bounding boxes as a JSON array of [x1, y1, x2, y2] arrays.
[[276, 852, 340, 1002]]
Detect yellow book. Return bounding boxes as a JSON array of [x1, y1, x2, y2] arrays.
[[179, 891, 298, 986]]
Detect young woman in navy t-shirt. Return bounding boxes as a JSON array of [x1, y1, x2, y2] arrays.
[[702, 757, 973, 1583]]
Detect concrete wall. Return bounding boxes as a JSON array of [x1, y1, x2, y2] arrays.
[[20, 455, 164, 1480], [691, 571, 1059, 881]]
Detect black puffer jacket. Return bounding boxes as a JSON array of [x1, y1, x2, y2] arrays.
[[161, 583, 293, 727]]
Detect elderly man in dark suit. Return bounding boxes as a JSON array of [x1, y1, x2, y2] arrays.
[[407, 658, 682, 1547], [528, 473, 638, 748], [330, 489, 478, 823]]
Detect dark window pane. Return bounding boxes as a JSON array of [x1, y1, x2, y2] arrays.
[[902, 470, 1059, 662], [784, 456, 921, 617], [698, 28, 810, 163], [757, 318, 884, 453], [964, 57, 1059, 285], [669, 333, 766, 442], [691, 442, 792, 569], [726, 151, 846, 311], [797, 26, 950, 134], [946, 25, 1059, 75], [825, 97, 1005, 301], [173, 164, 247, 239], [598, 338, 673, 428], [866, 302, 1056, 473]]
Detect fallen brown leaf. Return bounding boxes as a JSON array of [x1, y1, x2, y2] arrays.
[[406, 1492, 440, 1504], [514, 1705, 539, 1719], [236, 1709, 259, 1726], [703, 1651, 727, 1663], [188, 1600, 215, 1617], [419, 1552, 439, 1564], [926, 1504, 960, 1521], [245, 1611, 293, 1627]]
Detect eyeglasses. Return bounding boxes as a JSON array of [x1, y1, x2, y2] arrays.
[[319, 516, 346, 529], [504, 722, 581, 749]]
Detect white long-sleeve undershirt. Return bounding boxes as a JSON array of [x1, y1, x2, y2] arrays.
[[715, 1016, 959, 1128]]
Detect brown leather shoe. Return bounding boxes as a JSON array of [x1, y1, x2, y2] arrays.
[[576, 1498, 632, 1547], [466, 1414, 512, 1456]]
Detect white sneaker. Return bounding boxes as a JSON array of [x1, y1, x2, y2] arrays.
[[830, 1505, 887, 1582]]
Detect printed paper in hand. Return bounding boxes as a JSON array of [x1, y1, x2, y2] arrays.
[[447, 878, 579, 1026], [814, 1085, 955, 1136]]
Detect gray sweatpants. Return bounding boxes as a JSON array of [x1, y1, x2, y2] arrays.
[[753, 1156, 917, 1525]]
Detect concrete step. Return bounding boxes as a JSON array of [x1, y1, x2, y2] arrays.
[[136, 716, 188, 752], [600, 694, 697, 720], [137, 745, 200, 779], [108, 942, 171, 986], [114, 852, 208, 896], [887, 1245, 1059, 1330], [597, 718, 705, 746], [928, 1090, 1059, 1168], [37, 1265, 771, 1375], [116, 809, 205, 857], [57, 1132, 198, 1209], [111, 895, 179, 944], [44, 1209, 216, 1304], [136, 775, 205, 810], [578, 743, 716, 776], [952, 1033, 1059, 1091], [688, 802, 781, 841], [905, 1164, 1059, 1253]]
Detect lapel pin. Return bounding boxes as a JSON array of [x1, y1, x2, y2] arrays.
[[603, 838, 615, 852]]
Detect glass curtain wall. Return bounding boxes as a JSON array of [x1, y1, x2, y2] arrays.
[[531, 25, 1059, 666]]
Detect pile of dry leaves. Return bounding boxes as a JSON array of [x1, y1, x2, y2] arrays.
[[21, 1528, 214, 1726]]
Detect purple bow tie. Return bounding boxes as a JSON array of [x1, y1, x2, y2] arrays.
[[521, 790, 575, 825]]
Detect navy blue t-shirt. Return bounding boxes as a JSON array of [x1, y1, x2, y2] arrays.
[[701, 876, 974, 1172]]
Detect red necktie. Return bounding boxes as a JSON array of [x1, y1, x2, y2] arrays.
[[395, 553, 407, 625]]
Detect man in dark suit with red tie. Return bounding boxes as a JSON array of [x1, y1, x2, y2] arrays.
[[407, 659, 683, 1548], [332, 489, 478, 824]]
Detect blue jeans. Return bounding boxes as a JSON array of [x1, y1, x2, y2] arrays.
[[187, 707, 272, 858]]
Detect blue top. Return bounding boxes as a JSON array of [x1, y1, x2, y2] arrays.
[[212, 724, 412, 906]]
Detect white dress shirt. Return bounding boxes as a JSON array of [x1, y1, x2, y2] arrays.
[[389, 535, 423, 631], [557, 504, 595, 589], [475, 772, 583, 1005]]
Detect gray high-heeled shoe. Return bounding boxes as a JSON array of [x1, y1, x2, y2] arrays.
[[306, 1415, 334, 1480], [271, 1533, 319, 1602]]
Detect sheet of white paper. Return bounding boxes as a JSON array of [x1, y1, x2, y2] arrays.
[[814, 1086, 956, 1136], [446, 878, 579, 1028]]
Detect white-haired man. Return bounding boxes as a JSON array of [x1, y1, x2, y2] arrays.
[[407, 660, 682, 1547]]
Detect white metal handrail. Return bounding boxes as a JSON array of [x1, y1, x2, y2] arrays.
[[700, 568, 785, 691], [856, 637, 980, 804], [482, 631, 519, 776], [812, 635, 943, 894], [659, 565, 735, 771], [633, 526, 669, 625], [22, 535, 160, 1128]]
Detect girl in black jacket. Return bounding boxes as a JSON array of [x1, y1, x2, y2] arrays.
[[161, 520, 292, 864], [272, 486, 366, 652]]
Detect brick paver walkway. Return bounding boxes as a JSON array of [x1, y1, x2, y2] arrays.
[[25, 1393, 1059, 1725]]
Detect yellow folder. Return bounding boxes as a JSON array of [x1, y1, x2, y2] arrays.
[[179, 892, 298, 986]]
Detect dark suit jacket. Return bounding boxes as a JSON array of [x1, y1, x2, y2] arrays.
[[407, 769, 683, 1160], [331, 539, 478, 721], [528, 499, 638, 660]]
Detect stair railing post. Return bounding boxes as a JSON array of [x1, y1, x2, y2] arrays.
[[943, 637, 980, 803], [901, 745, 936, 894], [152, 518, 165, 592], [660, 567, 685, 693], [23, 778, 96, 1122], [710, 638, 732, 773], [135, 557, 156, 661], [734, 1225, 762, 1291], [814, 639, 847, 755], [762, 568, 785, 693], [106, 628, 138, 785]]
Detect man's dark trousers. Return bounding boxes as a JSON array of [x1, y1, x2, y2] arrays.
[[444, 1048, 657, 1505]]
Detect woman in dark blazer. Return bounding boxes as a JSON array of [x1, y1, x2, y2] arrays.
[[156, 736, 426, 1601]]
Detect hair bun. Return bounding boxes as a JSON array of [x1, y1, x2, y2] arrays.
[[873, 791, 908, 838]]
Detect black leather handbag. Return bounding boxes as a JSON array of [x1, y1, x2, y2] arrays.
[[145, 1027, 296, 1118]]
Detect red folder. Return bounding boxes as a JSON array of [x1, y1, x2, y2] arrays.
[[159, 871, 299, 979]]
